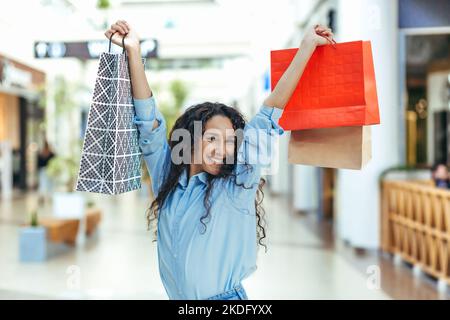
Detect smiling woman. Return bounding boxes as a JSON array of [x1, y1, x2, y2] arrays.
[[104, 19, 334, 300]]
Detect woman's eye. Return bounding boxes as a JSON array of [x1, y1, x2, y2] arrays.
[[207, 136, 216, 142]]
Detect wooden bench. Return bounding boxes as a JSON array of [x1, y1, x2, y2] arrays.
[[37, 208, 102, 246], [38, 217, 79, 245], [86, 208, 102, 236], [381, 180, 450, 284]]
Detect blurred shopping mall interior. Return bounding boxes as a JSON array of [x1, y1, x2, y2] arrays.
[[1, 0, 450, 299]]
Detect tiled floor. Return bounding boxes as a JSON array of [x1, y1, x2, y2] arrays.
[[298, 210, 450, 300], [0, 188, 447, 300]]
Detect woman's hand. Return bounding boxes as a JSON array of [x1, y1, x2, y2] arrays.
[[104, 20, 153, 101], [263, 24, 334, 109], [104, 20, 140, 52], [301, 24, 335, 48]]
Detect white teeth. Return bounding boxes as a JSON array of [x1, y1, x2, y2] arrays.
[[210, 158, 222, 164]]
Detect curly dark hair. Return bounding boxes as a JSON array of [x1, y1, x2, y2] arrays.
[[146, 102, 267, 251]]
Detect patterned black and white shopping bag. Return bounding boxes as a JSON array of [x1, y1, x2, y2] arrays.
[[76, 33, 144, 194]]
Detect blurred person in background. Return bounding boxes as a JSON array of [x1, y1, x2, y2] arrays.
[[105, 20, 334, 300], [37, 139, 55, 203], [431, 162, 449, 189]]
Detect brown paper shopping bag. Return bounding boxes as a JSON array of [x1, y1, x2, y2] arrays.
[[288, 126, 372, 170]]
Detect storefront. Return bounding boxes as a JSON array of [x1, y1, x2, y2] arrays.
[[0, 53, 46, 190], [335, 0, 450, 249], [399, 0, 450, 166]]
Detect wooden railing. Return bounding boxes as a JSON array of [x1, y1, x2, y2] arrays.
[[381, 180, 450, 284]]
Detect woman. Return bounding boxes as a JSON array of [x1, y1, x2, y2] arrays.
[[105, 20, 334, 300], [431, 162, 450, 189]]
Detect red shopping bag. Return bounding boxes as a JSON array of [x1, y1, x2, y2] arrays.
[[271, 41, 380, 130]]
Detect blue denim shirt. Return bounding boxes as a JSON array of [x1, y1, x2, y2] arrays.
[[133, 95, 284, 300]]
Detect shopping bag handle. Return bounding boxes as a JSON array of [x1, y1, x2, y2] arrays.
[[108, 31, 127, 53], [108, 31, 136, 105]]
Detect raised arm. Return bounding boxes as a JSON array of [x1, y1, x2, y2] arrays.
[[263, 24, 334, 110], [232, 25, 335, 189], [105, 19, 158, 129]]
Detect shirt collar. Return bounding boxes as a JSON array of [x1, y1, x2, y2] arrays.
[[178, 169, 209, 188]]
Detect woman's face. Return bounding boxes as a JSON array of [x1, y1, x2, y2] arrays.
[[434, 164, 449, 180], [195, 115, 236, 175]]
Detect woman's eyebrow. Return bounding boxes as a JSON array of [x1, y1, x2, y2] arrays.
[[204, 131, 235, 139], [205, 132, 220, 137]]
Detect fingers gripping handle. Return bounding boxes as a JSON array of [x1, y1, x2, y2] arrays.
[[108, 31, 127, 53]]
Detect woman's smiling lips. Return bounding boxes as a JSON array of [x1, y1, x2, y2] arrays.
[[206, 157, 224, 165]]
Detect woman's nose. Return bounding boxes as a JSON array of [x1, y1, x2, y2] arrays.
[[213, 143, 225, 159]]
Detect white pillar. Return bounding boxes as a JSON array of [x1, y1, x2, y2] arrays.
[[0, 141, 13, 200], [335, 0, 400, 249], [293, 164, 319, 212], [269, 133, 290, 194]]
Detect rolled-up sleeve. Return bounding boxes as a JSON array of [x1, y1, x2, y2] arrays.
[[234, 105, 285, 187], [133, 95, 170, 196]]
